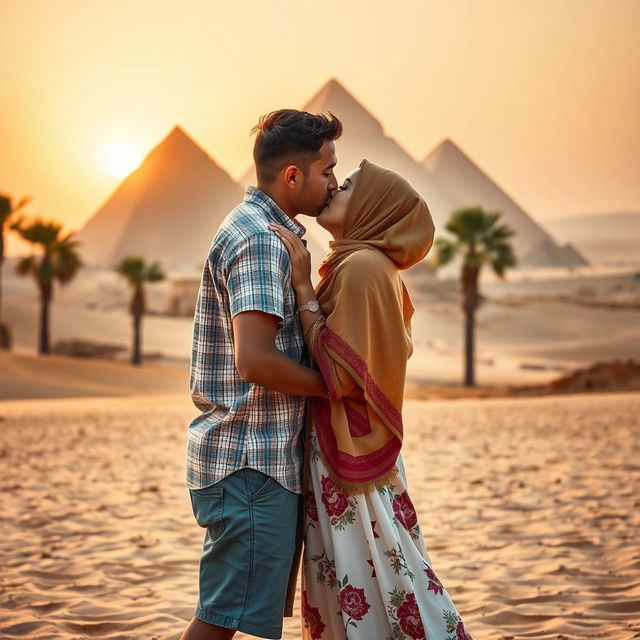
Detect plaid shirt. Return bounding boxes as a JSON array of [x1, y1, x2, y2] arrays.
[[186, 186, 307, 493]]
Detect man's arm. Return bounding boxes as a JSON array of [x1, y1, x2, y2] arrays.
[[233, 310, 327, 397]]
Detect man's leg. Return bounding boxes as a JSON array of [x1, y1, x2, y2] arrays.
[[180, 617, 235, 640], [184, 469, 299, 639], [183, 476, 248, 638], [238, 469, 300, 637]]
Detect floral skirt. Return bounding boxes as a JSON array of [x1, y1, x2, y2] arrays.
[[301, 428, 474, 640]]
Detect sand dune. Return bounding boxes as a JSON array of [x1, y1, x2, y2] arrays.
[[0, 352, 188, 400], [1, 392, 639, 639]]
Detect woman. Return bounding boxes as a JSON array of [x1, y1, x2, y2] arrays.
[[269, 159, 473, 640]]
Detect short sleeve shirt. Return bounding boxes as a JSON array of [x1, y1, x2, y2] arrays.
[[186, 186, 307, 493]]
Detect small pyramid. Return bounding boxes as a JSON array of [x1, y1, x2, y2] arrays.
[[422, 139, 588, 268], [545, 212, 640, 265], [520, 236, 590, 268], [560, 243, 590, 267], [78, 126, 244, 270]]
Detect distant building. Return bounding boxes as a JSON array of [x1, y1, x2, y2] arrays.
[[165, 274, 200, 317]]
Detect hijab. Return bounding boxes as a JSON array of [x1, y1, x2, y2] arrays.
[[310, 159, 435, 492]]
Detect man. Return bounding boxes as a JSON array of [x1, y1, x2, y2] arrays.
[[180, 109, 343, 640]]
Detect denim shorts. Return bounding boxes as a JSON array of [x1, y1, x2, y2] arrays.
[[189, 468, 300, 639]]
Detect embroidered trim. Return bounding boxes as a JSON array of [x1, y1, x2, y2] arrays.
[[323, 328, 403, 435]]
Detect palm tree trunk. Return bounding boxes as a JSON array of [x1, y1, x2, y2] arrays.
[[130, 286, 145, 366], [132, 313, 142, 365], [464, 307, 475, 387], [39, 285, 52, 355], [461, 263, 480, 387], [0, 229, 4, 321], [0, 257, 9, 346], [0, 245, 8, 350]]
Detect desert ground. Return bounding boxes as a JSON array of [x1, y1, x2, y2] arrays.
[[1, 266, 639, 638], [1, 389, 639, 640]]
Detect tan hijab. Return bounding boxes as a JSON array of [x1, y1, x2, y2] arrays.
[[310, 159, 435, 493]]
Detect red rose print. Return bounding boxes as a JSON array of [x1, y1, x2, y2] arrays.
[[397, 592, 425, 639], [367, 558, 376, 578], [321, 476, 349, 517], [338, 584, 371, 621], [425, 566, 444, 595], [305, 491, 318, 521], [371, 520, 380, 538], [393, 492, 418, 530], [456, 620, 473, 640], [302, 590, 326, 639]]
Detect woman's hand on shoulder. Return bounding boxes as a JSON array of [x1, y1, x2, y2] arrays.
[[268, 224, 312, 291]]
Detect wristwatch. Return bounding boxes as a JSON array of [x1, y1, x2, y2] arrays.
[[297, 299, 320, 314]]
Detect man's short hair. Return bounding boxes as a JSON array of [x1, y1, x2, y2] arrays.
[[252, 109, 343, 184]]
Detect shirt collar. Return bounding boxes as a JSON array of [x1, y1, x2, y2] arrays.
[[244, 186, 306, 238]]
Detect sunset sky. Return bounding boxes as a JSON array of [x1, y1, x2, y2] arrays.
[[1, 0, 639, 252]]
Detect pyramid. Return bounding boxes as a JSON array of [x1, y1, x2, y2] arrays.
[[560, 243, 590, 267], [77, 126, 244, 271], [545, 212, 640, 265], [240, 79, 463, 267], [422, 139, 588, 267], [520, 237, 590, 268]]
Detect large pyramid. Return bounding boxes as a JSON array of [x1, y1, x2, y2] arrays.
[[422, 139, 588, 267], [241, 79, 463, 263], [77, 126, 244, 271]]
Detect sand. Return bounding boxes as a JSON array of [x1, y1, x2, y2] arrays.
[[1, 391, 639, 639], [0, 352, 188, 400]]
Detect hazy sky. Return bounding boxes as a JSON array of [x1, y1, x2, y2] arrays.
[[1, 0, 639, 249]]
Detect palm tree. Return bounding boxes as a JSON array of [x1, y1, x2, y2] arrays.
[[11, 218, 82, 354], [0, 193, 30, 347], [115, 256, 164, 365], [433, 206, 516, 387]]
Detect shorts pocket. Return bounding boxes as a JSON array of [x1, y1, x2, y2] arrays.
[[249, 474, 277, 501], [189, 486, 224, 540]]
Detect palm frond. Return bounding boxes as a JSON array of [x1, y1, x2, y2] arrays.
[[54, 243, 83, 284], [432, 237, 461, 267], [12, 217, 83, 286], [16, 256, 36, 276], [145, 261, 165, 282], [490, 243, 517, 277], [12, 219, 63, 247], [116, 257, 145, 286], [0, 196, 11, 222], [440, 206, 517, 276], [116, 256, 165, 286]]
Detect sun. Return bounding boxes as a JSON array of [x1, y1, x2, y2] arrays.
[[104, 143, 143, 178]]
